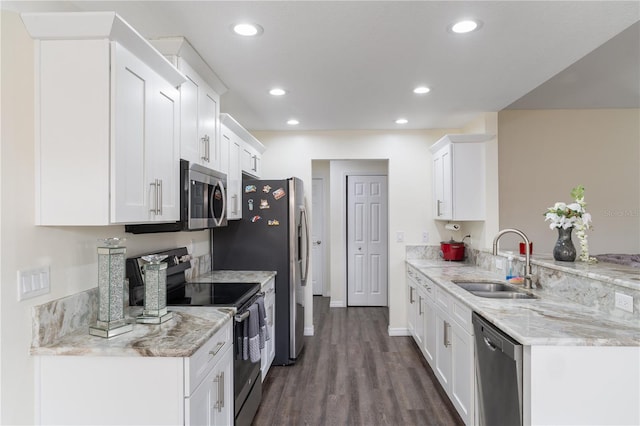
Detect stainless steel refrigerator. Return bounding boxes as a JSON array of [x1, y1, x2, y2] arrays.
[[212, 177, 309, 365]]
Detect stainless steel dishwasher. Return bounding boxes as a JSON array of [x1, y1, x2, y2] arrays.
[[472, 312, 523, 426]]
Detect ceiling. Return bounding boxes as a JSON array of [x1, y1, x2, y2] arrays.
[[4, 1, 639, 131]]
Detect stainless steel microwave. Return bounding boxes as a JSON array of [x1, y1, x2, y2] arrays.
[[125, 160, 227, 234]]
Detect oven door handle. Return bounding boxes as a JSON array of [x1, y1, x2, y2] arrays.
[[234, 291, 265, 322]]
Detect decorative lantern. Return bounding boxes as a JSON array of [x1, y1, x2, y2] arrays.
[[136, 254, 173, 324], [90, 238, 133, 338]]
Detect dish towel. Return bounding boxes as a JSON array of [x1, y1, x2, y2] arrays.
[[256, 295, 270, 348], [247, 303, 261, 363]]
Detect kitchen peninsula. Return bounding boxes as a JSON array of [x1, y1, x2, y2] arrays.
[[406, 245, 640, 425]]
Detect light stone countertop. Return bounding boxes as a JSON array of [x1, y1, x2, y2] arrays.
[[407, 259, 640, 347], [31, 270, 276, 358], [30, 306, 234, 357]]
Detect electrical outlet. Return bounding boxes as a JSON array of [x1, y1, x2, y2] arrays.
[[396, 231, 404, 243], [496, 258, 505, 270], [614, 292, 634, 313], [422, 232, 429, 243]]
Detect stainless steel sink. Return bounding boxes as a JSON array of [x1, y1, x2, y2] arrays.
[[452, 280, 538, 300]]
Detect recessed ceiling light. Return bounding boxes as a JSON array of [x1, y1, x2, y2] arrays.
[[269, 88, 286, 96], [450, 19, 481, 34], [232, 23, 263, 36], [413, 86, 431, 94], [287, 119, 299, 126], [395, 118, 408, 125]]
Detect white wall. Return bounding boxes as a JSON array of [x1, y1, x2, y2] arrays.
[[253, 129, 459, 335], [498, 109, 640, 254], [0, 11, 211, 424]]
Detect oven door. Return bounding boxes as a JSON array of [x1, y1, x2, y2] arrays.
[[186, 163, 227, 230], [234, 312, 262, 422]]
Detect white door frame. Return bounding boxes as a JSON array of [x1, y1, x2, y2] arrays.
[[311, 177, 326, 296]]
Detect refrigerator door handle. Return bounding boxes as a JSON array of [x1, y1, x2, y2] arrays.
[[300, 205, 311, 286]]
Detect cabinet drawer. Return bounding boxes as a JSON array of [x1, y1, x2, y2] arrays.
[[436, 286, 451, 310], [185, 319, 232, 396], [420, 275, 435, 301], [451, 299, 472, 333]]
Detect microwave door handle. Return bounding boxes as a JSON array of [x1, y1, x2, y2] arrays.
[[212, 180, 226, 227]]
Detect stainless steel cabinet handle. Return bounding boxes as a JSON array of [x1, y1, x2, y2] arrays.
[[202, 134, 210, 162], [157, 179, 163, 215], [214, 371, 224, 412], [409, 287, 415, 304], [209, 341, 225, 357], [437, 200, 442, 216], [444, 321, 451, 347], [252, 155, 257, 172], [149, 181, 157, 213], [232, 194, 238, 214], [418, 296, 423, 315]]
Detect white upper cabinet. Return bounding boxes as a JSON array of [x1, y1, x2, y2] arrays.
[[429, 134, 493, 221], [150, 37, 227, 173], [22, 12, 185, 225], [220, 114, 266, 220]]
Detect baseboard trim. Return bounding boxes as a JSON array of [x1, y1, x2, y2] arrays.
[[388, 327, 410, 337], [329, 300, 346, 308], [304, 325, 314, 336]]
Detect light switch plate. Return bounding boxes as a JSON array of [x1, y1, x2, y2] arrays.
[[17, 266, 50, 301], [396, 231, 404, 243], [422, 232, 429, 243]]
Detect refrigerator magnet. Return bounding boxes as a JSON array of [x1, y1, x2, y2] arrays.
[[245, 184, 257, 193], [272, 188, 286, 200], [250, 215, 261, 223], [248, 199, 254, 211], [262, 185, 272, 193], [268, 219, 280, 226], [259, 199, 270, 209]]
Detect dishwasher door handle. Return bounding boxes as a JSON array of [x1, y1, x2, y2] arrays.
[[483, 335, 499, 351]]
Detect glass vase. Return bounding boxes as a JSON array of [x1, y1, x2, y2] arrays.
[[553, 227, 577, 262], [90, 238, 133, 338]]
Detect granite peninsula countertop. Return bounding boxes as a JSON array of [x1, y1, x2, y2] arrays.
[[31, 306, 234, 357], [407, 259, 640, 347], [31, 270, 277, 358]]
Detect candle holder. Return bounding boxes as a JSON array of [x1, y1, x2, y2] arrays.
[[136, 254, 173, 324], [90, 238, 133, 338]]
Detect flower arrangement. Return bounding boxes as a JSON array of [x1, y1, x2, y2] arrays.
[[544, 185, 596, 263]]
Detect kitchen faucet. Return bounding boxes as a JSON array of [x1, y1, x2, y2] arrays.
[[492, 228, 535, 289]]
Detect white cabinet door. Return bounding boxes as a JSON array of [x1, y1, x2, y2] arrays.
[[423, 295, 437, 368], [112, 43, 179, 223], [177, 59, 221, 171], [149, 78, 180, 221], [433, 145, 452, 219], [199, 88, 220, 170], [112, 43, 152, 223], [261, 277, 276, 381], [407, 277, 417, 338], [450, 321, 475, 425], [223, 124, 243, 220], [211, 345, 234, 426], [435, 307, 453, 391], [242, 144, 261, 178]]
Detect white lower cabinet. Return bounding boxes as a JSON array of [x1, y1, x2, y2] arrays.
[[261, 277, 276, 380], [407, 265, 475, 425], [35, 320, 233, 425]]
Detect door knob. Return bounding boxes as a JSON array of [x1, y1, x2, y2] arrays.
[[315, 240, 322, 245]]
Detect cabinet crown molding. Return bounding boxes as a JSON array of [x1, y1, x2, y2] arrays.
[[429, 133, 495, 153], [150, 36, 228, 96], [221, 113, 265, 153], [21, 12, 186, 87]]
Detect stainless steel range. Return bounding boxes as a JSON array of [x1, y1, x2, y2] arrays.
[[126, 247, 262, 426]]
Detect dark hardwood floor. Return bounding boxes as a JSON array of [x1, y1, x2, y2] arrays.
[[252, 296, 464, 426]]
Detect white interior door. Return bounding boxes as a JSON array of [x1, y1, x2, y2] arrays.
[[347, 175, 388, 306], [312, 178, 325, 296]]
